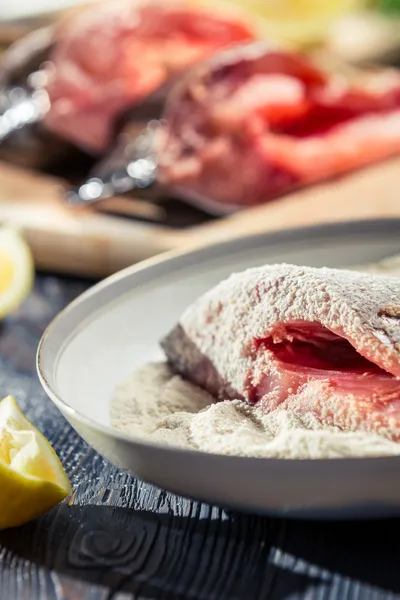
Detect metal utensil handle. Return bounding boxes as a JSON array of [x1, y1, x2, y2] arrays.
[[0, 86, 49, 141], [63, 121, 161, 207]]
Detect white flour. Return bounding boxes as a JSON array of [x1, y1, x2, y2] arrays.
[[111, 361, 400, 458], [110, 256, 400, 459]]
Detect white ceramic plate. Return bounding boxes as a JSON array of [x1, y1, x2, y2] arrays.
[[37, 219, 400, 519]]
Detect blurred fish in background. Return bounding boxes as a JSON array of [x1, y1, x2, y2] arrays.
[[0, 0, 399, 215], [0, 0, 256, 171]]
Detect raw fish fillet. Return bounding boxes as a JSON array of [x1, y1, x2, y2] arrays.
[[158, 42, 400, 209], [44, 0, 255, 152], [162, 264, 400, 441]]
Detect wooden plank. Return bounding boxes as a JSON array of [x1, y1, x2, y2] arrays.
[[0, 163, 177, 278], [0, 157, 400, 278]]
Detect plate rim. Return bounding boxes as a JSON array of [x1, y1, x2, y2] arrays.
[[36, 217, 400, 466]]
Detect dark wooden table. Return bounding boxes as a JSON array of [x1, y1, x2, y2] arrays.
[[1, 273, 400, 600]]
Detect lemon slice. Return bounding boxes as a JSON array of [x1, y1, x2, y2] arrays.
[[0, 226, 34, 319], [219, 0, 363, 45], [0, 396, 71, 529]]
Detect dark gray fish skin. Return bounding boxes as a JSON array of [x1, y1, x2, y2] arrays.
[[0, 26, 53, 88]]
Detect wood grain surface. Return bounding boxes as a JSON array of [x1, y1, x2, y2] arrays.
[[1, 157, 400, 278], [1, 274, 400, 599]]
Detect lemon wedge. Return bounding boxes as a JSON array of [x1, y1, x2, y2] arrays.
[[0, 226, 34, 319], [219, 0, 363, 45], [0, 396, 71, 529]]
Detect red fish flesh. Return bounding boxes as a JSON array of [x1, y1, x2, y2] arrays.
[[162, 264, 400, 442], [158, 43, 400, 210], [44, 0, 255, 152]]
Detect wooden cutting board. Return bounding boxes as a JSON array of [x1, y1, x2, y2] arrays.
[[0, 157, 399, 278]]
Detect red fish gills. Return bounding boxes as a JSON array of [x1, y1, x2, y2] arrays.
[[162, 264, 400, 442]]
